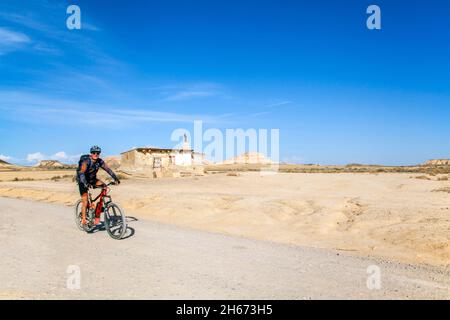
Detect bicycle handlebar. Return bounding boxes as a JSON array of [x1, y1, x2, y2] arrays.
[[89, 181, 117, 190]]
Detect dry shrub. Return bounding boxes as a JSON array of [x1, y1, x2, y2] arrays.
[[12, 177, 34, 182], [415, 175, 431, 180], [116, 173, 129, 180], [432, 187, 450, 194], [227, 172, 240, 177]]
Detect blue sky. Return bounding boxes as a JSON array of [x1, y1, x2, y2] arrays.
[[0, 0, 449, 165]]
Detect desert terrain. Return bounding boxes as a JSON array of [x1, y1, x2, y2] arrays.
[[0, 167, 449, 269], [2, 197, 449, 299]]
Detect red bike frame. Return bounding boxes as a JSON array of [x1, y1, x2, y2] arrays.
[[89, 184, 112, 222]]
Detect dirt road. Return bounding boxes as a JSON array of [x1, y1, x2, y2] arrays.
[[0, 197, 449, 299]]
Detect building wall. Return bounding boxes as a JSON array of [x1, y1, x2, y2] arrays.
[[136, 151, 155, 168], [121, 149, 204, 177], [121, 150, 137, 168], [174, 151, 192, 166], [192, 153, 204, 165]]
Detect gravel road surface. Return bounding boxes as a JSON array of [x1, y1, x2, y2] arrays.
[[0, 197, 449, 299]]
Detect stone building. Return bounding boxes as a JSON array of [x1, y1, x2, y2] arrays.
[[120, 135, 204, 177]]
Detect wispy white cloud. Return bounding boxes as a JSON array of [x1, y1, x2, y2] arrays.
[[165, 90, 216, 101], [0, 91, 227, 127], [26, 151, 81, 164], [0, 12, 49, 33], [51, 151, 81, 163], [32, 42, 61, 55], [53, 151, 67, 159], [0, 27, 31, 54], [159, 82, 224, 101], [266, 100, 293, 107], [0, 27, 30, 43], [1, 151, 80, 165], [0, 11, 107, 61], [26, 152, 45, 163], [0, 154, 12, 162], [0, 26, 60, 57]]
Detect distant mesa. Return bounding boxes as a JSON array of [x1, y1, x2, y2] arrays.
[[0, 158, 14, 167], [216, 152, 274, 165], [0, 158, 21, 171], [35, 160, 65, 168], [423, 159, 450, 166]]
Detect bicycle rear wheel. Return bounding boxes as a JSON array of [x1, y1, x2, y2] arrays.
[[104, 203, 127, 240]]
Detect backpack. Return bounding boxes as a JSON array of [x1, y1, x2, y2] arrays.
[[75, 155, 91, 182], [77, 155, 91, 171]]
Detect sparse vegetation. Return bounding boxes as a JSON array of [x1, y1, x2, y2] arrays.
[[226, 172, 240, 177], [51, 175, 73, 181], [8, 174, 74, 182], [116, 173, 129, 180], [432, 187, 450, 194], [205, 164, 450, 174], [414, 175, 432, 180], [205, 164, 450, 175], [12, 177, 35, 182]]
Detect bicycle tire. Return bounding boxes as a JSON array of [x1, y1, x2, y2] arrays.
[[74, 199, 85, 231], [74, 199, 95, 233], [104, 202, 127, 240]]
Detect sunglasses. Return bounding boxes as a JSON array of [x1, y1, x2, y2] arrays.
[[91, 152, 101, 155]]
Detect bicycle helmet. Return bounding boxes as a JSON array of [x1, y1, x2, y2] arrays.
[[90, 146, 102, 154]]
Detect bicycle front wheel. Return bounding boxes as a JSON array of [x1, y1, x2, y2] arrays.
[[104, 203, 127, 240], [74, 199, 85, 231]]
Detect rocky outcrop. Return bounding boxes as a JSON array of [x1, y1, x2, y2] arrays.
[[35, 160, 65, 168], [0, 159, 23, 171], [0, 159, 16, 168], [423, 159, 450, 166]]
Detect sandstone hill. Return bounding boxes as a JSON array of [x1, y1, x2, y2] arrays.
[[423, 159, 450, 166], [35, 160, 65, 168], [0, 159, 13, 167], [0, 159, 20, 170]]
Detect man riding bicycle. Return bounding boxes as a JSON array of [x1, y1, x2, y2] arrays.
[[76, 146, 120, 227]]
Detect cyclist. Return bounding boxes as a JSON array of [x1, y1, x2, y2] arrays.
[[76, 146, 120, 227]]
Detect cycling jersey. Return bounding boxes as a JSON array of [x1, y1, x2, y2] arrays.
[[76, 154, 118, 187]]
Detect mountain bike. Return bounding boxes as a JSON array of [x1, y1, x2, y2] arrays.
[[74, 182, 127, 240]]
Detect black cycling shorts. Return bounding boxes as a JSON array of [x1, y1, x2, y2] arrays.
[[78, 179, 105, 196], [78, 182, 89, 196]]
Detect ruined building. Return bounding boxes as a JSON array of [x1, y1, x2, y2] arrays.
[[120, 135, 204, 177]]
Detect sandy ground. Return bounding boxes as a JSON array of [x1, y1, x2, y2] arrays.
[[0, 171, 449, 269], [1, 197, 449, 299], [0, 170, 74, 181]]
